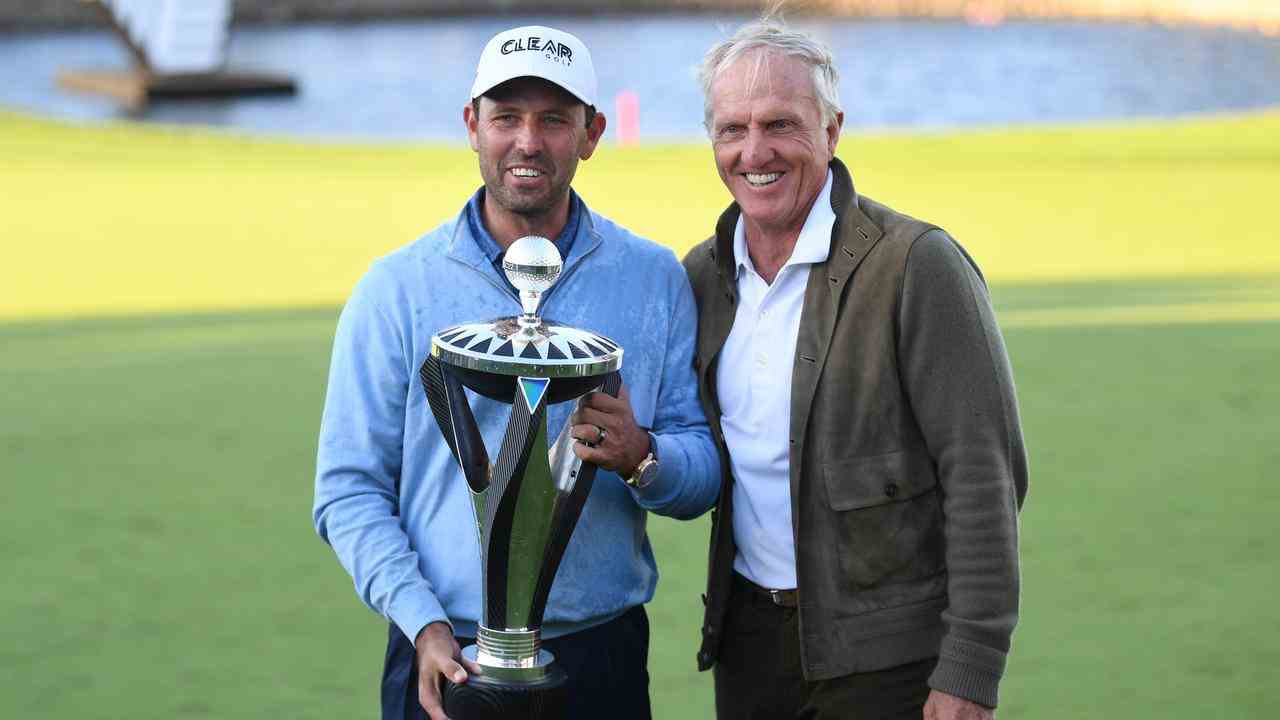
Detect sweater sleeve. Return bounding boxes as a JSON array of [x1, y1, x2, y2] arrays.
[[898, 230, 1029, 708], [629, 256, 722, 520], [313, 270, 449, 644]]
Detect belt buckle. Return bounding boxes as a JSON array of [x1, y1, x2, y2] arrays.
[[769, 589, 788, 607]]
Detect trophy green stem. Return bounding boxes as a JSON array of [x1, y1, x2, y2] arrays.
[[500, 418, 556, 630]]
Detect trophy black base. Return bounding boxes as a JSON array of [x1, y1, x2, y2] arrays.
[[443, 665, 569, 720]]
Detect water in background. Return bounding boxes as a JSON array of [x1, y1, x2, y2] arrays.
[[2, 14, 1279, 141]]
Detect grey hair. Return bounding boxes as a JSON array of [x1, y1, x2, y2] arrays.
[[697, 19, 841, 135]]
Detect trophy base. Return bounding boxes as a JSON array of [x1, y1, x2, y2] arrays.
[[442, 663, 568, 720]]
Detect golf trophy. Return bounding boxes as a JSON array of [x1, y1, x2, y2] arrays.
[[419, 236, 623, 719]]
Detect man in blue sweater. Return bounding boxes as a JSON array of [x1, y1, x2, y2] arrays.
[[313, 25, 720, 720]]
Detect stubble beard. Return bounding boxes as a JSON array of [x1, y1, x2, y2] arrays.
[[482, 153, 576, 221], [489, 181, 560, 218]]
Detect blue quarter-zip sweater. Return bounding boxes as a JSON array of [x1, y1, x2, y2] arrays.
[[314, 194, 721, 644]]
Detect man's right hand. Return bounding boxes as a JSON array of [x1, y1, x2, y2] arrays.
[[414, 621, 481, 720]]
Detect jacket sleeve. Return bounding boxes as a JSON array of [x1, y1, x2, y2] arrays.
[[629, 255, 722, 520], [313, 271, 448, 644], [897, 230, 1029, 708]]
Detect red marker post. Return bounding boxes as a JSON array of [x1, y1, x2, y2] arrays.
[[615, 90, 640, 147]]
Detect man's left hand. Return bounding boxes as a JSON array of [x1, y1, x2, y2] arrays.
[[924, 690, 994, 720], [569, 386, 650, 478]]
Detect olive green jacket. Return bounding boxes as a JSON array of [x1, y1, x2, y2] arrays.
[[682, 158, 1028, 708]]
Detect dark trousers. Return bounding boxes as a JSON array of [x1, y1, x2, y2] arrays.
[[714, 573, 936, 720], [382, 605, 652, 720]]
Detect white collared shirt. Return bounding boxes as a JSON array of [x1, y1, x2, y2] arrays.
[[717, 170, 835, 590]]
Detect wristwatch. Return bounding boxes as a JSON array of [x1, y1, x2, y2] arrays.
[[626, 441, 660, 489]]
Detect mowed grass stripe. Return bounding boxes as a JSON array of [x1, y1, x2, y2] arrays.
[[1001, 300, 1280, 327], [991, 273, 1280, 325], [0, 310, 338, 372], [2, 110, 1279, 319]]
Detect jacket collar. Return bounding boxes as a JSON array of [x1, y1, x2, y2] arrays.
[[786, 158, 884, 481], [822, 158, 883, 299]]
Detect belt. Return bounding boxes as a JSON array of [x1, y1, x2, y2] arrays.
[[733, 571, 799, 609]]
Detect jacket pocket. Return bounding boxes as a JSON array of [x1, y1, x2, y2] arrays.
[[820, 450, 944, 589], [823, 450, 936, 510]]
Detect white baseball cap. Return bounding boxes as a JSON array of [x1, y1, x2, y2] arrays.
[[470, 25, 597, 108]]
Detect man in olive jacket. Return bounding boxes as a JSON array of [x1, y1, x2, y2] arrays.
[[683, 20, 1028, 720]]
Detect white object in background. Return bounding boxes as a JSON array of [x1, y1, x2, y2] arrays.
[[108, 0, 157, 52], [103, 0, 231, 74]]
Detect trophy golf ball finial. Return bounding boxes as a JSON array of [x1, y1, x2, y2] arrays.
[[503, 236, 562, 335]]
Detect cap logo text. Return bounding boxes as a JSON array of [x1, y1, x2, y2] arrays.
[[500, 36, 574, 66]]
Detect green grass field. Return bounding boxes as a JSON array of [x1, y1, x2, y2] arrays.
[[2, 110, 1278, 718]]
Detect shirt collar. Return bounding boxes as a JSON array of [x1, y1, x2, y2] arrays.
[[732, 169, 836, 278], [465, 187, 582, 264]]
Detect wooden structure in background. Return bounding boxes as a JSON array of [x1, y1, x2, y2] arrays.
[[57, 0, 296, 112]]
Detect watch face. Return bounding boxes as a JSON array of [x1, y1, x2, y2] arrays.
[[637, 458, 658, 487]]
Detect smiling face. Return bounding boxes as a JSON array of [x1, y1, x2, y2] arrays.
[[465, 77, 605, 232], [709, 50, 842, 242]]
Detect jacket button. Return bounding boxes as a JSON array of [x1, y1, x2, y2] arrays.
[[698, 651, 713, 666], [702, 625, 715, 637], [885, 482, 899, 498]]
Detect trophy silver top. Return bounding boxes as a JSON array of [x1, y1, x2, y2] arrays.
[[503, 236, 561, 324], [431, 236, 621, 378], [431, 319, 622, 378]]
